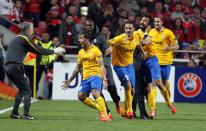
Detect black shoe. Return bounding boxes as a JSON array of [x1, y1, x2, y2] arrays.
[[133, 112, 138, 118], [139, 115, 148, 120], [10, 112, 21, 119], [23, 114, 34, 120]]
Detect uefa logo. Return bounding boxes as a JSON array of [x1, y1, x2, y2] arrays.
[[177, 73, 202, 98]]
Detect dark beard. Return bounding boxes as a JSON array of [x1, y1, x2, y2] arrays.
[[139, 24, 146, 31]]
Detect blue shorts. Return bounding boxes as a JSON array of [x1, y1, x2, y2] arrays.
[[145, 56, 161, 81], [79, 76, 102, 95], [160, 65, 171, 80], [113, 64, 135, 88]]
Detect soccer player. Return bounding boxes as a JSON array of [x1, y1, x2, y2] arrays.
[[4, 22, 65, 120], [154, 17, 179, 97], [61, 31, 111, 122], [83, 20, 121, 117], [108, 21, 140, 119], [142, 17, 177, 118]]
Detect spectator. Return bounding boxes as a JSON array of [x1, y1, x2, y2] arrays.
[[0, 0, 14, 27], [172, 18, 185, 50], [101, 4, 115, 26], [187, 58, 197, 67], [44, 37, 66, 99], [198, 0, 206, 9], [181, 0, 194, 14], [47, 6, 62, 39], [127, 11, 136, 23], [113, 17, 128, 36], [182, 12, 194, 43], [74, 15, 87, 38], [125, 0, 140, 14], [134, 15, 141, 29], [36, 32, 53, 96], [9, 0, 24, 24], [25, 0, 41, 27], [192, 5, 201, 20], [139, 6, 150, 16], [87, 0, 102, 28], [58, 15, 77, 53], [193, 18, 203, 42], [171, 3, 184, 20], [163, 0, 173, 12], [63, 5, 80, 23], [200, 9, 206, 39], [151, 2, 164, 20]]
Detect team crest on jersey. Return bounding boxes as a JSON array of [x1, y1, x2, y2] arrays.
[[177, 73, 202, 98], [161, 35, 166, 39]]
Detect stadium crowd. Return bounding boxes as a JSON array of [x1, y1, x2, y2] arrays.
[[0, 0, 206, 59]]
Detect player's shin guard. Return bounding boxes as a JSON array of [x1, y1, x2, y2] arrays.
[[96, 97, 107, 116], [83, 97, 100, 111], [160, 87, 171, 106]]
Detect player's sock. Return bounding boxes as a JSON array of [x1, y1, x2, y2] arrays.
[[152, 87, 157, 110], [160, 87, 171, 106], [125, 88, 133, 113], [96, 96, 107, 116], [147, 89, 155, 112], [83, 97, 100, 111]]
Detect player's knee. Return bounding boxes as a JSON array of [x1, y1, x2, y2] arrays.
[[91, 90, 100, 99], [78, 92, 86, 101], [155, 80, 164, 90], [124, 80, 132, 89], [146, 83, 153, 93]]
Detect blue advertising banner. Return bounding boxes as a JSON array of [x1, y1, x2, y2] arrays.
[[174, 67, 206, 103]]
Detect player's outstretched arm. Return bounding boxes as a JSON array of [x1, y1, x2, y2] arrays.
[[61, 64, 82, 90]]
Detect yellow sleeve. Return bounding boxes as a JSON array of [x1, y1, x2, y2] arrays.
[[77, 51, 82, 65], [168, 30, 176, 46], [108, 35, 122, 46], [95, 48, 103, 62]]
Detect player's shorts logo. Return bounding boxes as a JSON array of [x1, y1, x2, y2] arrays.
[[178, 73, 202, 98]]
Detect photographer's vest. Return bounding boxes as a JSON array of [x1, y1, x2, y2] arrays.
[[38, 41, 53, 65]]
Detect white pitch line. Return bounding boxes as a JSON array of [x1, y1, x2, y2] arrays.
[[0, 99, 38, 114]]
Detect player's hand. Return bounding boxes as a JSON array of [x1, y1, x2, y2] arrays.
[[54, 47, 65, 55], [105, 47, 112, 56], [145, 25, 151, 33], [164, 45, 170, 51], [142, 52, 147, 60], [102, 80, 108, 90], [61, 80, 71, 90]]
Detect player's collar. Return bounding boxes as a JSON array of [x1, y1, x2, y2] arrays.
[[155, 27, 164, 32]]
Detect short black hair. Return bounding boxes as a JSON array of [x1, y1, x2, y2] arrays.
[[141, 15, 153, 26], [79, 30, 91, 39], [20, 22, 33, 33], [123, 21, 134, 28]]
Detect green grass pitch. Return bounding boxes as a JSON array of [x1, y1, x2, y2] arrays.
[[0, 100, 206, 131]]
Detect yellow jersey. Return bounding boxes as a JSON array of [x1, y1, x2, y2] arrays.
[[78, 45, 103, 80], [108, 33, 140, 66], [154, 27, 176, 65], [139, 29, 158, 59]]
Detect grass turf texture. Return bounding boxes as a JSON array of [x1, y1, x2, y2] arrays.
[[0, 100, 206, 131]]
